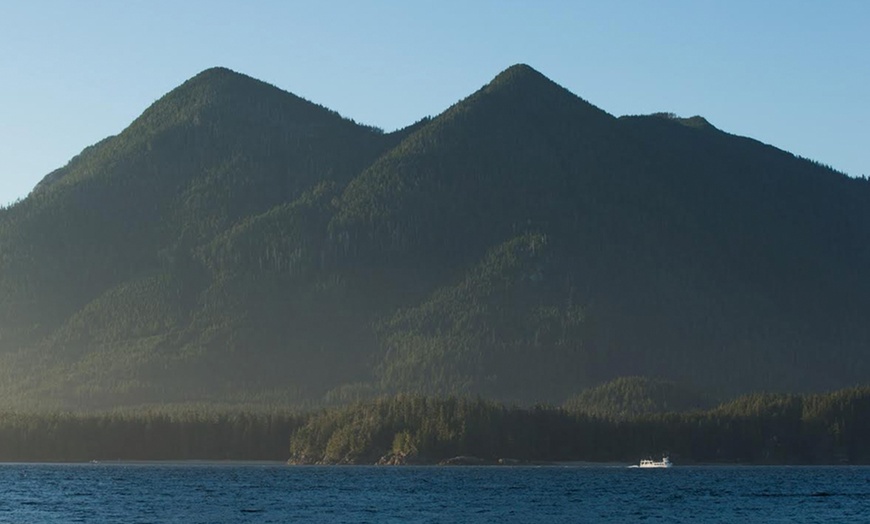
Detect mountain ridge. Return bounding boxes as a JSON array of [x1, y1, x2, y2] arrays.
[[1, 64, 868, 410]]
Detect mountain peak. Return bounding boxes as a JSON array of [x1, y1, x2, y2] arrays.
[[128, 66, 350, 136], [646, 112, 717, 131], [484, 63, 564, 95], [174, 66, 281, 104], [183, 66, 266, 93], [490, 63, 545, 83], [462, 63, 612, 124], [34, 67, 367, 198], [193, 65, 243, 78]]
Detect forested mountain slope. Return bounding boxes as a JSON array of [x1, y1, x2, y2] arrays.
[[0, 67, 400, 407], [0, 64, 867, 409]]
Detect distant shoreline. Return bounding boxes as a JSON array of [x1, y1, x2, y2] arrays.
[[0, 460, 287, 466], [1, 460, 865, 468]]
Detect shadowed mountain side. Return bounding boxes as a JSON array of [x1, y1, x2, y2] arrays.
[[0, 68, 394, 325], [333, 64, 620, 274], [1, 64, 868, 409], [563, 376, 715, 418]]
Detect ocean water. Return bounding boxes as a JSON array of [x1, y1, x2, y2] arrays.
[[1, 463, 868, 523]]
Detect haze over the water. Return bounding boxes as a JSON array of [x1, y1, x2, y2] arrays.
[[1, 0, 867, 206]]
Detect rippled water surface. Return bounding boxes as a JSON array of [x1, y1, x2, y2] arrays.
[[1, 463, 868, 523]]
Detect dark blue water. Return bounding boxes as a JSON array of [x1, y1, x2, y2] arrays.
[[1, 463, 868, 523]]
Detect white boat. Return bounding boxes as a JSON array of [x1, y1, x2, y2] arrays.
[[632, 456, 672, 468]]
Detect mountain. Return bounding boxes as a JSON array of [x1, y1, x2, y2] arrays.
[[0, 67, 403, 407], [1, 64, 868, 410]]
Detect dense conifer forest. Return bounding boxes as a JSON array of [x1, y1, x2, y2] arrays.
[[1, 64, 868, 411], [2, 385, 868, 464], [0, 408, 304, 462], [287, 387, 870, 466]]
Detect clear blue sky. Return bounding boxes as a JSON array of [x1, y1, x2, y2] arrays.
[[1, 1, 867, 206]]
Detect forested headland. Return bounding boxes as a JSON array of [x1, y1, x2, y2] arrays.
[[2, 385, 868, 465], [287, 387, 870, 466]]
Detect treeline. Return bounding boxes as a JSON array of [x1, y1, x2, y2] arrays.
[[288, 387, 870, 465], [0, 409, 303, 462], [1, 386, 868, 464]]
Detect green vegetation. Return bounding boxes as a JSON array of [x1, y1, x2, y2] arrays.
[[0, 408, 303, 462], [288, 386, 870, 465], [1, 64, 869, 410], [563, 376, 714, 418], [0, 385, 868, 464]]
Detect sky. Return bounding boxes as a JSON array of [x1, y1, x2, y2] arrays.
[[1, 0, 867, 206]]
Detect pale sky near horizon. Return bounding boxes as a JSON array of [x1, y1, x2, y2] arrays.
[[1, 1, 867, 206]]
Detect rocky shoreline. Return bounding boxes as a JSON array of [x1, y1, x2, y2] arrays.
[[288, 452, 550, 466]]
